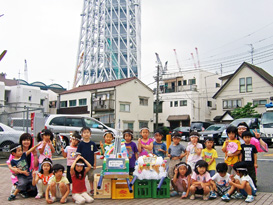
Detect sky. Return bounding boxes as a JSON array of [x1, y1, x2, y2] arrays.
[[1, 0, 273, 90]]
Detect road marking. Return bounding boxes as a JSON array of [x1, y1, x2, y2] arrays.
[[263, 153, 273, 157]]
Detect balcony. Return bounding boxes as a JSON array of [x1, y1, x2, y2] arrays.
[[92, 99, 115, 112], [159, 84, 197, 94]]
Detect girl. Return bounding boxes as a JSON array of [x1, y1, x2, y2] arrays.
[[100, 130, 115, 156], [137, 127, 153, 156], [32, 158, 53, 199], [123, 129, 138, 175], [221, 161, 256, 203], [190, 160, 211, 200], [171, 162, 192, 199], [7, 133, 39, 196], [37, 129, 55, 171], [61, 131, 81, 184], [186, 132, 203, 171], [201, 138, 218, 177], [71, 155, 94, 204]]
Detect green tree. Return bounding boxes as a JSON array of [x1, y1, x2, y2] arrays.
[[231, 102, 260, 119]]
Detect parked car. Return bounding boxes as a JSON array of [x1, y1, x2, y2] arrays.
[[44, 114, 118, 148], [220, 118, 260, 144], [190, 121, 213, 132], [0, 123, 24, 152], [171, 126, 190, 141], [199, 124, 229, 145]]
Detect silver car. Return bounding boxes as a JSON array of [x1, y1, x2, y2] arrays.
[[0, 123, 24, 152]]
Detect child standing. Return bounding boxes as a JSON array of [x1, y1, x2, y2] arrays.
[[61, 131, 81, 184], [137, 127, 153, 156], [71, 156, 94, 204], [100, 130, 115, 156], [32, 158, 53, 199], [167, 132, 186, 179], [222, 126, 241, 174], [8, 142, 41, 201], [46, 164, 70, 204], [221, 161, 256, 203], [240, 131, 258, 188], [76, 127, 99, 195], [123, 129, 138, 175], [189, 160, 211, 201], [211, 162, 230, 197], [186, 132, 203, 171], [171, 162, 192, 198], [37, 129, 55, 171], [202, 138, 218, 177], [153, 130, 167, 158]]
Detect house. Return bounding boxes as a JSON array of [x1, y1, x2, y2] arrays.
[[58, 77, 154, 132], [211, 62, 273, 122], [154, 69, 221, 129]]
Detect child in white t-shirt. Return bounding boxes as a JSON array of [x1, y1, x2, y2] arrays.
[[211, 162, 230, 198]]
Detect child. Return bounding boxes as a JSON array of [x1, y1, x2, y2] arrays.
[[76, 127, 99, 195], [46, 164, 70, 204], [137, 127, 153, 156], [221, 161, 256, 203], [32, 158, 53, 199], [186, 132, 203, 171], [37, 129, 55, 171], [8, 142, 41, 201], [189, 160, 211, 201], [123, 129, 138, 175], [167, 132, 186, 179], [71, 155, 94, 204], [211, 162, 230, 197], [201, 138, 218, 177], [100, 130, 115, 156], [153, 129, 167, 158], [222, 126, 241, 174], [171, 162, 192, 198], [240, 131, 258, 188], [61, 131, 81, 184]]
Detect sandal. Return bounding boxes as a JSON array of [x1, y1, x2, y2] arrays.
[[90, 190, 94, 196]]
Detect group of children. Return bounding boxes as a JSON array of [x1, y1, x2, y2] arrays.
[[6, 124, 259, 203]]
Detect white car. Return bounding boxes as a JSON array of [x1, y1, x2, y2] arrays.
[[0, 123, 24, 152]]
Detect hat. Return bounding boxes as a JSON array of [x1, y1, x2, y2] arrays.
[[189, 131, 200, 138], [172, 131, 182, 139]]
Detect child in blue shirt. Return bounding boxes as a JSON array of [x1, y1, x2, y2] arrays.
[[153, 129, 167, 158]]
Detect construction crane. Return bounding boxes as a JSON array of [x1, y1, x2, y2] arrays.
[[173, 49, 181, 72], [195, 47, 201, 68], [0, 50, 7, 61], [191, 53, 197, 69], [155, 53, 167, 75], [73, 52, 84, 88]]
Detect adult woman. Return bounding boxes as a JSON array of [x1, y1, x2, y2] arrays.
[[237, 122, 268, 152]]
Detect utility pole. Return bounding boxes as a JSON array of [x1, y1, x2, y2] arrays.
[[155, 64, 160, 130]]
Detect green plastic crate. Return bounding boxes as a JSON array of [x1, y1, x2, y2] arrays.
[[151, 178, 170, 198], [134, 179, 152, 198]]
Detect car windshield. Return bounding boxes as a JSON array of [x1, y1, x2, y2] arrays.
[[191, 123, 202, 129], [230, 119, 251, 127], [205, 125, 223, 131], [261, 112, 273, 125], [174, 127, 189, 132]]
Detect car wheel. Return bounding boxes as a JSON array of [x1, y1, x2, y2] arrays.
[[218, 138, 223, 145], [0, 141, 14, 152]]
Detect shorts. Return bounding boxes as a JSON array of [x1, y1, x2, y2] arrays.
[[86, 168, 94, 182], [195, 187, 204, 195], [240, 185, 256, 197], [208, 170, 216, 177], [50, 183, 67, 199]]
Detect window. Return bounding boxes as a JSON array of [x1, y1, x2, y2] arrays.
[[40, 99, 44, 106], [253, 99, 267, 106], [180, 100, 187, 106], [120, 103, 130, 112], [207, 101, 212, 107], [139, 97, 148, 106], [170, 101, 173, 107], [139, 121, 148, 129], [28, 96, 32, 101], [183, 80, 187, 85], [216, 83, 220, 88], [239, 78, 245, 93], [60, 101, 67, 108], [178, 81, 182, 86], [174, 101, 178, 107], [246, 77, 252, 92], [188, 78, 196, 85], [223, 99, 242, 109], [79, 98, 87, 106], [49, 101, 56, 108], [124, 122, 134, 130], [154, 101, 163, 113], [65, 118, 83, 127], [49, 117, 65, 126], [69, 100, 76, 107], [84, 118, 101, 128]]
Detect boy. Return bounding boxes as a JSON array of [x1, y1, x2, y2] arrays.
[[240, 131, 258, 188], [76, 127, 99, 195], [210, 162, 230, 198], [222, 126, 241, 174], [46, 164, 70, 203], [167, 132, 186, 179], [99, 130, 114, 156], [153, 129, 167, 158], [202, 138, 218, 177], [8, 142, 41, 201]]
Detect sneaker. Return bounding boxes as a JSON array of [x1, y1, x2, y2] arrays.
[[190, 194, 195, 200], [221, 194, 230, 202], [8, 194, 16, 201], [170, 191, 178, 197], [10, 185, 16, 195], [50, 196, 56, 202], [245, 195, 254, 203], [231, 192, 244, 199], [181, 192, 187, 198], [19, 191, 28, 198], [209, 191, 217, 199], [203, 193, 210, 201], [90, 190, 94, 196], [35, 195, 42, 199]]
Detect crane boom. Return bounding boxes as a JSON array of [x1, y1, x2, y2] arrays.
[[173, 49, 181, 72], [73, 52, 84, 88], [195, 47, 200, 68]]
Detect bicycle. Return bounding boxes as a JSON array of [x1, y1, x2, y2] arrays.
[[53, 133, 66, 155]]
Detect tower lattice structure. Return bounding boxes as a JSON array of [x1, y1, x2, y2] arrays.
[[74, 0, 141, 87]]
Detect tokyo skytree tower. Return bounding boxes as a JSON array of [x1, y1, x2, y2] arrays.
[[73, 0, 141, 87]]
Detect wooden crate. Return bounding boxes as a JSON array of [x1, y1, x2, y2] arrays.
[[94, 174, 112, 199]]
